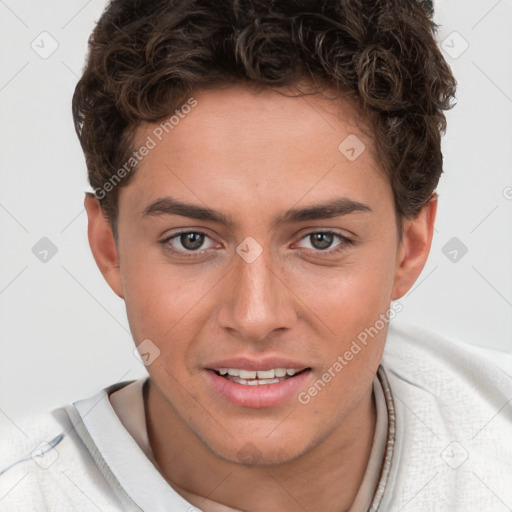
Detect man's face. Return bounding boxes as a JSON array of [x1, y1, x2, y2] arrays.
[[115, 85, 402, 464]]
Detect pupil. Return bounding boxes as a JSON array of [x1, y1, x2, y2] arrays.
[[311, 233, 333, 250], [181, 232, 204, 250]]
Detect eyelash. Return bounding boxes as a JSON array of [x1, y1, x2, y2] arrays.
[[160, 230, 216, 259], [160, 230, 354, 258]]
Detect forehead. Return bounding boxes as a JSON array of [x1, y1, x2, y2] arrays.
[[135, 83, 375, 160], [121, 84, 390, 221]]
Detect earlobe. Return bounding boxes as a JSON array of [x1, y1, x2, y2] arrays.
[[84, 193, 124, 299], [391, 195, 438, 300]]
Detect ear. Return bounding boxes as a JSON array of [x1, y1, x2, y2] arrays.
[[84, 193, 124, 299], [392, 195, 437, 300]]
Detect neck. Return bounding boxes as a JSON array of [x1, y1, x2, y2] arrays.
[[145, 380, 377, 512]]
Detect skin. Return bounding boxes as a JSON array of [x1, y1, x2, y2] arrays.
[[85, 84, 436, 512]]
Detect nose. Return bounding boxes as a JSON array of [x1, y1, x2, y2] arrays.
[[216, 248, 297, 343]]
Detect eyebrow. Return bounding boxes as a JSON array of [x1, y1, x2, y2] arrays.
[[142, 196, 372, 227]]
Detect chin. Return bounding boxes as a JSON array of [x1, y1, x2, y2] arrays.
[[214, 441, 306, 467], [198, 425, 318, 467]]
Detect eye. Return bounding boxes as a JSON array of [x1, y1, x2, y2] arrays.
[[296, 231, 353, 254], [161, 231, 218, 254]]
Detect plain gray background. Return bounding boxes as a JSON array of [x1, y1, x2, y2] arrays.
[[0, 0, 511, 423]]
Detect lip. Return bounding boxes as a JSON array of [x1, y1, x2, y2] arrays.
[[205, 367, 312, 409], [205, 357, 309, 372]]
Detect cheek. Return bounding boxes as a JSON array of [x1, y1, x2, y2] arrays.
[[308, 248, 397, 334], [298, 240, 397, 393], [120, 250, 182, 341], [300, 258, 394, 418], [120, 252, 218, 369]]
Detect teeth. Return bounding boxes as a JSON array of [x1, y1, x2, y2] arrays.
[[256, 369, 274, 379], [228, 377, 282, 386], [239, 370, 257, 379], [217, 367, 302, 378]]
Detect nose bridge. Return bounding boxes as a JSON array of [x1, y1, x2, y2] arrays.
[[220, 244, 295, 341], [239, 251, 271, 310]]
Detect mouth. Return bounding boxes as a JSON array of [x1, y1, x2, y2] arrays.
[[212, 367, 310, 386], [205, 363, 312, 408]]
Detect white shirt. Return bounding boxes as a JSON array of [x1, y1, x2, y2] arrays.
[[1, 323, 511, 511], [107, 366, 390, 512]]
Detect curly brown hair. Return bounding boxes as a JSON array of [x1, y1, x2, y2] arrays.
[[72, 0, 456, 235]]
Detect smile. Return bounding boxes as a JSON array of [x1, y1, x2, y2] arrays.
[[206, 365, 312, 408], [215, 367, 308, 386]]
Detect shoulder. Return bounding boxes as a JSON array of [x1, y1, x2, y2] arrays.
[[0, 404, 123, 511], [383, 321, 512, 396], [379, 322, 512, 511]]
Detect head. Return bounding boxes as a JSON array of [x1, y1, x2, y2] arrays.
[[74, 0, 456, 465]]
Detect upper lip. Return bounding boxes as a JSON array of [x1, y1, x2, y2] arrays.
[[206, 357, 310, 372]]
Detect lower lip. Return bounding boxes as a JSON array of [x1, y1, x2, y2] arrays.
[[205, 369, 311, 408]]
